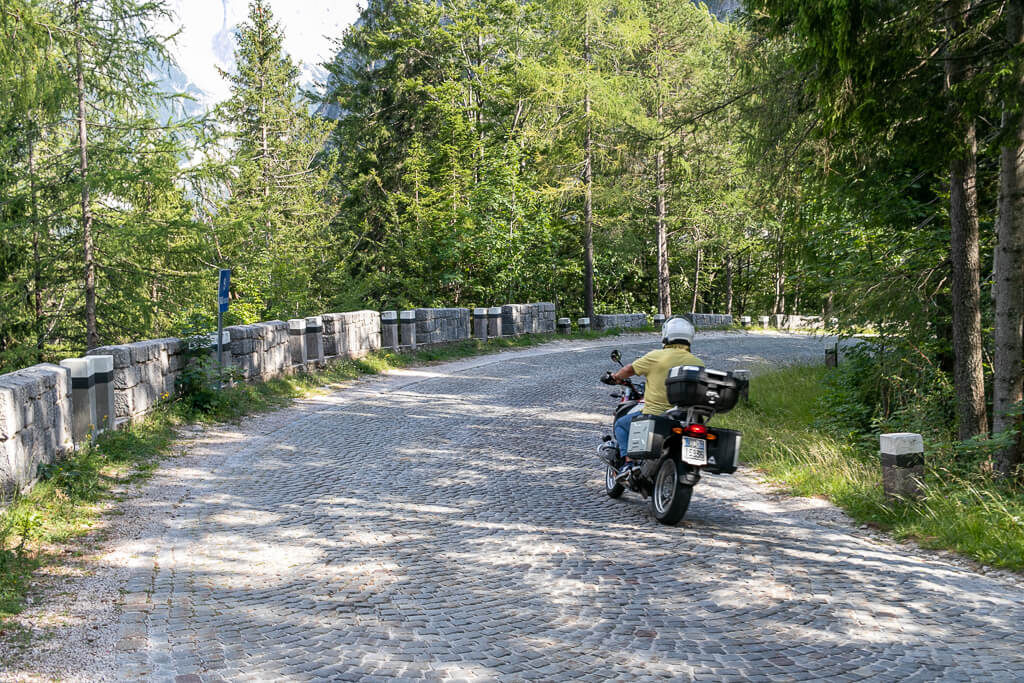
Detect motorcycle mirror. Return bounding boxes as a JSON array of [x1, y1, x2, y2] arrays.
[[610, 350, 621, 364]]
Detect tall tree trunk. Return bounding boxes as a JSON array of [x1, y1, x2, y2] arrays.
[[993, 0, 1024, 475], [725, 253, 733, 316], [75, 4, 98, 351], [583, 18, 594, 320], [29, 138, 43, 353], [690, 248, 701, 313], [741, 253, 751, 314], [655, 47, 670, 316], [656, 145, 670, 316], [772, 229, 785, 315], [475, 30, 484, 185], [946, 0, 988, 440]]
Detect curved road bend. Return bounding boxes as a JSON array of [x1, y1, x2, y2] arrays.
[[106, 332, 1023, 681]]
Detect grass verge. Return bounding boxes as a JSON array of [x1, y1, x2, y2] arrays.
[[0, 328, 634, 627], [716, 365, 1024, 571]]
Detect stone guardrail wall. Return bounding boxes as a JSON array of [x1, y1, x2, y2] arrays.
[[502, 303, 556, 335], [324, 311, 381, 358], [1, 303, 555, 496], [770, 314, 824, 330], [415, 308, 470, 345], [1, 365, 73, 497], [592, 313, 648, 331], [4, 301, 763, 497], [87, 337, 189, 425], [223, 321, 290, 381], [686, 313, 734, 329]]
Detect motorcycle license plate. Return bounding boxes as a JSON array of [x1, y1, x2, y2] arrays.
[[681, 437, 707, 466]]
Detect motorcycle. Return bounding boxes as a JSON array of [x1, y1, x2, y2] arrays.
[[598, 350, 746, 525]]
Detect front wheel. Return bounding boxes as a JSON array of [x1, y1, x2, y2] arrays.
[[605, 465, 624, 498], [651, 458, 693, 525]]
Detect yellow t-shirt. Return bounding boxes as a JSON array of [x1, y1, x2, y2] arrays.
[[632, 345, 704, 415]]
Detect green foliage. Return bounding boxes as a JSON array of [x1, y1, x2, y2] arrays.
[[717, 365, 1024, 571], [210, 0, 339, 322], [0, 0, 209, 366], [818, 340, 956, 446]]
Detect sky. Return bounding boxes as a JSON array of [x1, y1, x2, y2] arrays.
[[160, 0, 363, 109]]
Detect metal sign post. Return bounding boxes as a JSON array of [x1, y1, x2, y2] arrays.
[[217, 269, 231, 389]]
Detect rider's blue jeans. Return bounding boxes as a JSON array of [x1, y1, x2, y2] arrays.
[[614, 411, 643, 459]]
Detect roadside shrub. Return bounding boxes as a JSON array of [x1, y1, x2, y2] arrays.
[[174, 316, 241, 416], [819, 337, 956, 447]]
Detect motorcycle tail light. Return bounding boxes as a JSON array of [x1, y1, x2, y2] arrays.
[[684, 424, 707, 437]]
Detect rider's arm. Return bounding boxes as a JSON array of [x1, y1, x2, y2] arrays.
[[611, 364, 636, 383]]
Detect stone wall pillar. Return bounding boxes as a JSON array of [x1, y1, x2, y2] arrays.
[[400, 310, 417, 350], [880, 433, 925, 500], [487, 307, 502, 338], [381, 311, 399, 350], [92, 355, 115, 433], [305, 315, 325, 368], [557, 318, 571, 335], [288, 319, 307, 370], [578, 317, 590, 333], [60, 358, 97, 447], [473, 308, 488, 341]]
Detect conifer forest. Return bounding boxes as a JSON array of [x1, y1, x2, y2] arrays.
[[1, 0, 1022, 475]]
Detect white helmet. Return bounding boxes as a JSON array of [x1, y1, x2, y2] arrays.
[[662, 317, 695, 346]]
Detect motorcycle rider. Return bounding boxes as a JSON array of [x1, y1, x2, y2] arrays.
[[606, 317, 704, 473]]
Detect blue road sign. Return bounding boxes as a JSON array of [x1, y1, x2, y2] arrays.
[[218, 269, 231, 313]]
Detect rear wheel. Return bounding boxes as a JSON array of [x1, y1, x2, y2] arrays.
[[605, 465, 624, 498], [651, 458, 693, 524]]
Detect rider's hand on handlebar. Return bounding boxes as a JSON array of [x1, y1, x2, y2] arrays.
[[600, 371, 619, 385]]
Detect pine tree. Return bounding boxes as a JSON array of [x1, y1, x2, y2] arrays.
[[216, 0, 336, 321]]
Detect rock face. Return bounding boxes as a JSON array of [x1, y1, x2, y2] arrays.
[[0, 364, 72, 497], [501, 303, 556, 336], [592, 313, 647, 331]]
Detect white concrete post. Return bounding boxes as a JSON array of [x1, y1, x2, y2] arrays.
[[825, 343, 838, 368], [91, 355, 115, 433], [880, 433, 925, 500], [381, 311, 399, 350], [487, 307, 502, 338], [759, 316, 770, 329], [305, 315, 325, 368], [473, 308, 488, 341], [60, 358, 97, 447], [557, 318, 571, 335], [732, 369, 751, 404], [400, 310, 417, 350], [287, 319, 307, 370], [653, 314, 666, 327], [578, 317, 591, 333], [740, 316, 751, 327]]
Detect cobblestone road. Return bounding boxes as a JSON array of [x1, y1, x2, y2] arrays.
[[115, 333, 1024, 682]]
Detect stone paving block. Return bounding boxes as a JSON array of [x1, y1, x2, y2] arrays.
[[108, 334, 1024, 682]]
